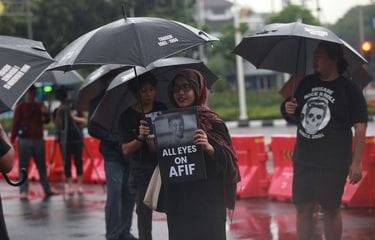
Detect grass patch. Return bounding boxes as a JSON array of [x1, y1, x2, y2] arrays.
[[208, 89, 284, 121]]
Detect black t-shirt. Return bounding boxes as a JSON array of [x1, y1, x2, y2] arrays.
[[118, 101, 167, 177], [292, 74, 368, 170], [52, 108, 84, 143], [0, 138, 10, 157]]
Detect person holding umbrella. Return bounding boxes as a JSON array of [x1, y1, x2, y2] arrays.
[[163, 69, 240, 240], [119, 74, 167, 240], [282, 41, 368, 240], [88, 93, 137, 239]]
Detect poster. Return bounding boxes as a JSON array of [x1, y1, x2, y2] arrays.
[[154, 108, 206, 184]]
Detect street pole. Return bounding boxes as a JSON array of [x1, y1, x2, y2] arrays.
[[233, 3, 248, 127], [25, 0, 32, 39], [197, 0, 206, 62], [359, 6, 364, 47]]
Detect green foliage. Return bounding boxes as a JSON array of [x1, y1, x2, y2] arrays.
[[330, 4, 375, 51], [208, 89, 284, 121], [32, 0, 123, 56], [0, 0, 197, 56], [208, 22, 248, 65], [267, 4, 320, 25]]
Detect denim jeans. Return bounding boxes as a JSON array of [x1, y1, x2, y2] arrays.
[[101, 142, 135, 240], [18, 139, 51, 194]]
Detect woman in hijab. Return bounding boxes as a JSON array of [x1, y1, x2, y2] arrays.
[[163, 68, 240, 240]]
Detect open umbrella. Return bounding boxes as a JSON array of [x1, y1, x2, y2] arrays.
[[37, 70, 84, 86], [76, 64, 130, 111], [49, 17, 218, 71], [279, 65, 373, 99], [233, 21, 367, 75], [0, 35, 53, 187], [91, 57, 218, 132], [0, 35, 55, 113]]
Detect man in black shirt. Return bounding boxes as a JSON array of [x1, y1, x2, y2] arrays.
[[282, 41, 367, 240]]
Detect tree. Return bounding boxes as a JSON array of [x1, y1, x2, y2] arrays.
[[0, 0, 197, 58], [267, 4, 320, 25], [330, 4, 375, 53]]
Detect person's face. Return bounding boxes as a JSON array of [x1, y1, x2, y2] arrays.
[[170, 118, 184, 138], [172, 77, 196, 108], [138, 82, 156, 105], [313, 46, 336, 76]]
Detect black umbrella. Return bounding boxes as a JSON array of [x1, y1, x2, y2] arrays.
[[91, 57, 218, 132], [49, 17, 218, 71], [233, 21, 367, 75], [76, 64, 130, 111], [37, 70, 84, 86], [0, 35, 55, 113], [279, 65, 373, 99]]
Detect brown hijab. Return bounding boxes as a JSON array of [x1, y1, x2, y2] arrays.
[[168, 68, 241, 209]]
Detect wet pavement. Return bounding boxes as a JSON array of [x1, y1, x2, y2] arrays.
[[2, 122, 375, 239], [1, 180, 375, 240]]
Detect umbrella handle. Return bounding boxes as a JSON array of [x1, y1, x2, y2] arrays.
[[2, 168, 27, 187]]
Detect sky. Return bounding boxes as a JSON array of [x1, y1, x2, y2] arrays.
[[236, 0, 373, 24]]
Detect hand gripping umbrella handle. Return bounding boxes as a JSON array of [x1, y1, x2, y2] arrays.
[[2, 168, 27, 187]]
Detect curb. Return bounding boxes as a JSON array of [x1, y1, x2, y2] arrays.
[[226, 119, 288, 128], [226, 115, 375, 128]]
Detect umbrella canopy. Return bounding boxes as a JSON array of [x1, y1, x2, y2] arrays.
[[233, 21, 367, 75], [91, 57, 218, 132], [0, 35, 55, 113], [49, 17, 219, 71], [76, 64, 130, 111], [37, 70, 84, 86], [279, 65, 373, 99]]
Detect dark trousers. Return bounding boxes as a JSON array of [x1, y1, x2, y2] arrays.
[[0, 195, 9, 240], [101, 142, 135, 240], [129, 173, 153, 240], [59, 141, 83, 178], [18, 139, 51, 194], [167, 214, 226, 240]]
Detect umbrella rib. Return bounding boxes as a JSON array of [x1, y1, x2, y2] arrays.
[[131, 21, 147, 67], [254, 37, 288, 69]]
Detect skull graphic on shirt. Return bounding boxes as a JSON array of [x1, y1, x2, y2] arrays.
[[301, 97, 330, 135]]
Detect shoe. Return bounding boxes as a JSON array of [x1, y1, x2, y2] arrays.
[[44, 191, 58, 198], [65, 185, 74, 195], [123, 233, 138, 240], [20, 192, 28, 200], [77, 187, 84, 195]]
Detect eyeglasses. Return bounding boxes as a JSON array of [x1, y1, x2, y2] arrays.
[[172, 83, 192, 93]]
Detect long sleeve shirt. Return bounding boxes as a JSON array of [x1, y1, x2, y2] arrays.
[[11, 101, 50, 142]]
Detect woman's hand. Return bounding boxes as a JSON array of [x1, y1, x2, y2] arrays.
[[194, 129, 214, 157]]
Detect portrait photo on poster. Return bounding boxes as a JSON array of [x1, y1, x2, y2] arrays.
[[154, 108, 206, 184], [144, 110, 163, 137]]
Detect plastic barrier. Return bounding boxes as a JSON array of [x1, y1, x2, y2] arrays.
[[83, 137, 105, 184], [231, 134, 270, 198], [7, 136, 105, 184], [45, 136, 64, 182], [268, 134, 375, 207], [268, 135, 296, 201], [342, 135, 375, 207]]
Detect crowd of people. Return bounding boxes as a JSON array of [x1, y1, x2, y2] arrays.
[[0, 42, 369, 240]]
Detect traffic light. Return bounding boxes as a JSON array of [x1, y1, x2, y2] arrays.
[[34, 82, 54, 101], [361, 40, 373, 62]]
